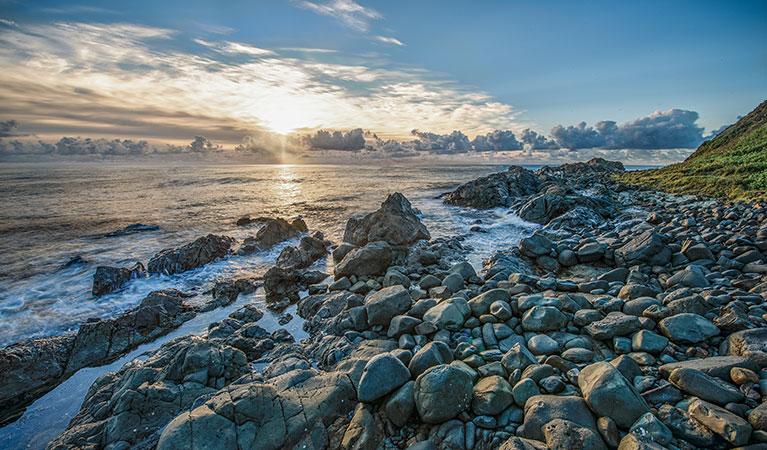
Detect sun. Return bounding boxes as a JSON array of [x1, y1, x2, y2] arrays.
[[262, 109, 303, 135]]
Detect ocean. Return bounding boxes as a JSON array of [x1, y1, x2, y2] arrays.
[[0, 163, 544, 348]]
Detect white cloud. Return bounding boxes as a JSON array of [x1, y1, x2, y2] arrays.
[[0, 18, 18, 27], [0, 21, 521, 141], [300, 0, 381, 32], [375, 36, 404, 46]]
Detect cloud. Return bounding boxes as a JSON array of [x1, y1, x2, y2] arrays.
[[279, 47, 338, 53], [299, 0, 381, 32], [0, 18, 17, 27], [304, 128, 365, 150], [519, 129, 559, 153], [410, 129, 472, 154], [471, 130, 522, 151], [0, 119, 20, 137], [375, 36, 404, 46], [550, 109, 706, 150], [0, 21, 521, 143]]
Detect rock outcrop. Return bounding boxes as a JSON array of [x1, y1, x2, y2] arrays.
[[148, 234, 234, 275], [343, 193, 430, 246]]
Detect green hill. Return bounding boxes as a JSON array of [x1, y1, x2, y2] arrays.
[[619, 99, 767, 199]]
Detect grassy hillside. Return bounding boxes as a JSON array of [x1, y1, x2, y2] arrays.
[[619, 100, 767, 200]]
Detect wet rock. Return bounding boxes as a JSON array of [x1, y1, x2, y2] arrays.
[[614, 230, 671, 267], [409, 341, 453, 378], [344, 193, 430, 246], [521, 395, 597, 441], [522, 306, 567, 332], [468, 288, 511, 317], [471, 375, 513, 415], [543, 418, 607, 450], [240, 217, 307, 254], [578, 361, 651, 428], [668, 367, 744, 405], [414, 364, 473, 424], [687, 398, 752, 446], [658, 313, 719, 345], [422, 301, 465, 331], [444, 166, 539, 209], [92, 262, 146, 296], [365, 285, 412, 327], [358, 353, 412, 402], [276, 234, 328, 269], [148, 234, 234, 275], [335, 241, 393, 279], [656, 404, 718, 448]]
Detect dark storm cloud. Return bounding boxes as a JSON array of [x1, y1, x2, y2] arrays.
[[519, 129, 559, 151], [0, 136, 226, 156], [304, 128, 366, 150], [550, 109, 706, 150], [410, 129, 471, 154], [0, 120, 21, 137], [471, 130, 522, 151]]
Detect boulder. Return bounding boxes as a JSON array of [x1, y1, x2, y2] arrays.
[[584, 312, 640, 340], [334, 241, 393, 279], [666, 266, 710, 288], [365, 285, 412, 327], [471, 375, 513, 415], [444, 166, 539, 209], [543, 418, 607, 450], [276, 234, 328, 269], [722, 328, 767, 366], [358, 353, 412, 402], [502, 343, 538, 373], [658, 313, 719, 345], [414, 364, 473, 424], [658, 356, 760, 381], [343, 193, 430, 246], [409, 341, 454, 377], [668, 367, 744, 405], [385, 381, 416, 427], [92, 262, 146, 296], [468, 289, 512, 317], [239, 217, 307, 254], [148, 234, 234, 274], [521, 306, 567, 332], [687, 398, 752, 447], [614, 230, 671, 267], [522, 395, 597, 441], [578, 362, 651, 428]]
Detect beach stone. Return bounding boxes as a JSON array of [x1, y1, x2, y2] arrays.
[[385, 381, 415, 427], [668, 367, 744, 405], [365, 285, 412, 327], [471, 375, 513, 415], [444, 166, 539, 209], [521, 395, 597, 441], [522, 306, 567, 331], [358, 353, 411, 402], [419, 275, 441, 290], [616, 434, 668, 450], [578, 361, 651, 428], [628, 412, 672, 446], [688, 398, 753, 446], [543, 418, 607, 450], [584, 312, 640, 339], [414, 364, 473, 424], [658, 313, 719, 345], [343, 193, 430, 246], [597, 417, 620, 448], [528, 334, 559, 355], [614, 230, 671, 267], [631, 330, 668, 354], [512, 378, 540, 407], [667, 266, 710, 288], [409, 341, 454, 378], [332, 243, 357, 263], [722, 328, 767, 366], [468, 289, 511, 317], [519, 234, 554, 258], [658, 355, 760, 381], [442, 272, 464, 293], [388, 315, 422, 338], [335, 241, 393, 279], [490, 300, 512, 320], [422, 302, 464, 331], [656, 404, 718, 448], [749, 401, 767, 431], [497, 437, 548, 450], [502, 343, 538, 373]]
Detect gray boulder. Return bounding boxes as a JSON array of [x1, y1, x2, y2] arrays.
[[614, 230, 671, 267], [358, 353, 412, 402], [471, 375, 513, 415], [148, 234, 234, 274], [668, 367, 744, 405], [334, 241, 393, 279], [414, 364, 473, 424], [522, 395, 597, 441], [344, 193, 430, 246], [578, 361, 651, 428], [658, 313, 719, 345], [521, 306, 567, 332], [92, 262, 146, 296], [365, 285, 412, 327], [444, 166, 539, 209], [543, 418, 607, 450]]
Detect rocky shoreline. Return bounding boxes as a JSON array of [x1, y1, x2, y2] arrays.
[[3, 158, 767, 449]]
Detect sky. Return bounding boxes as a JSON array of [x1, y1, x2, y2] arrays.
[[0, 0, 765, 164]]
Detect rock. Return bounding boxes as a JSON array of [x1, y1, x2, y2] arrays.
[[682, 242, 715, 261], [597, 417, 620, 448], [658, 356, 760, 381], [722, 328, 767, 366], [358, 353, 412, 402], [276, 235, 328, 269], [528, 335, 559, 355], [614, 230, 671, 267], [519, 234, 554, 258], [239, 217, 306, 254], [666, 266, 710, 288], [92, 262, 146, 296], [388, 315, 422, 337], [442, 272, 464, 293], [344, 193, 430, 246], [471, 375, 513, 415], [749, 401, 767, 432], [414, 364, 473, 424], [502, 343, 538, 373], [658, 313, 719, 345], [616, 434, 668, 450], [385, 381, 415, 427], [584, 312, 641, 340], [444, 166, 539, 209], [577, 242, 605, 263], [631, 330, 669, 354], [668, 367, 744, 405], [342, 403, 385, 450], [522, 395, 597, 441], [578, 362, 651, 428], [522, 306, 567, 331], [687, 398, 753, 446], [656, 404, 718, 448], [409, 341, 454, 378], [498, 437, 549, 450], [148, 234, 233, 274], [468, 289, 511, 317], [335, 241, 393, 279], [628, 412, 672, 446], [512, 378, 540, 407], [365, 285, 412, 327], [333, 243, 357, 263], [543, 418, 607, 450], [422, 301, 465, 331]]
